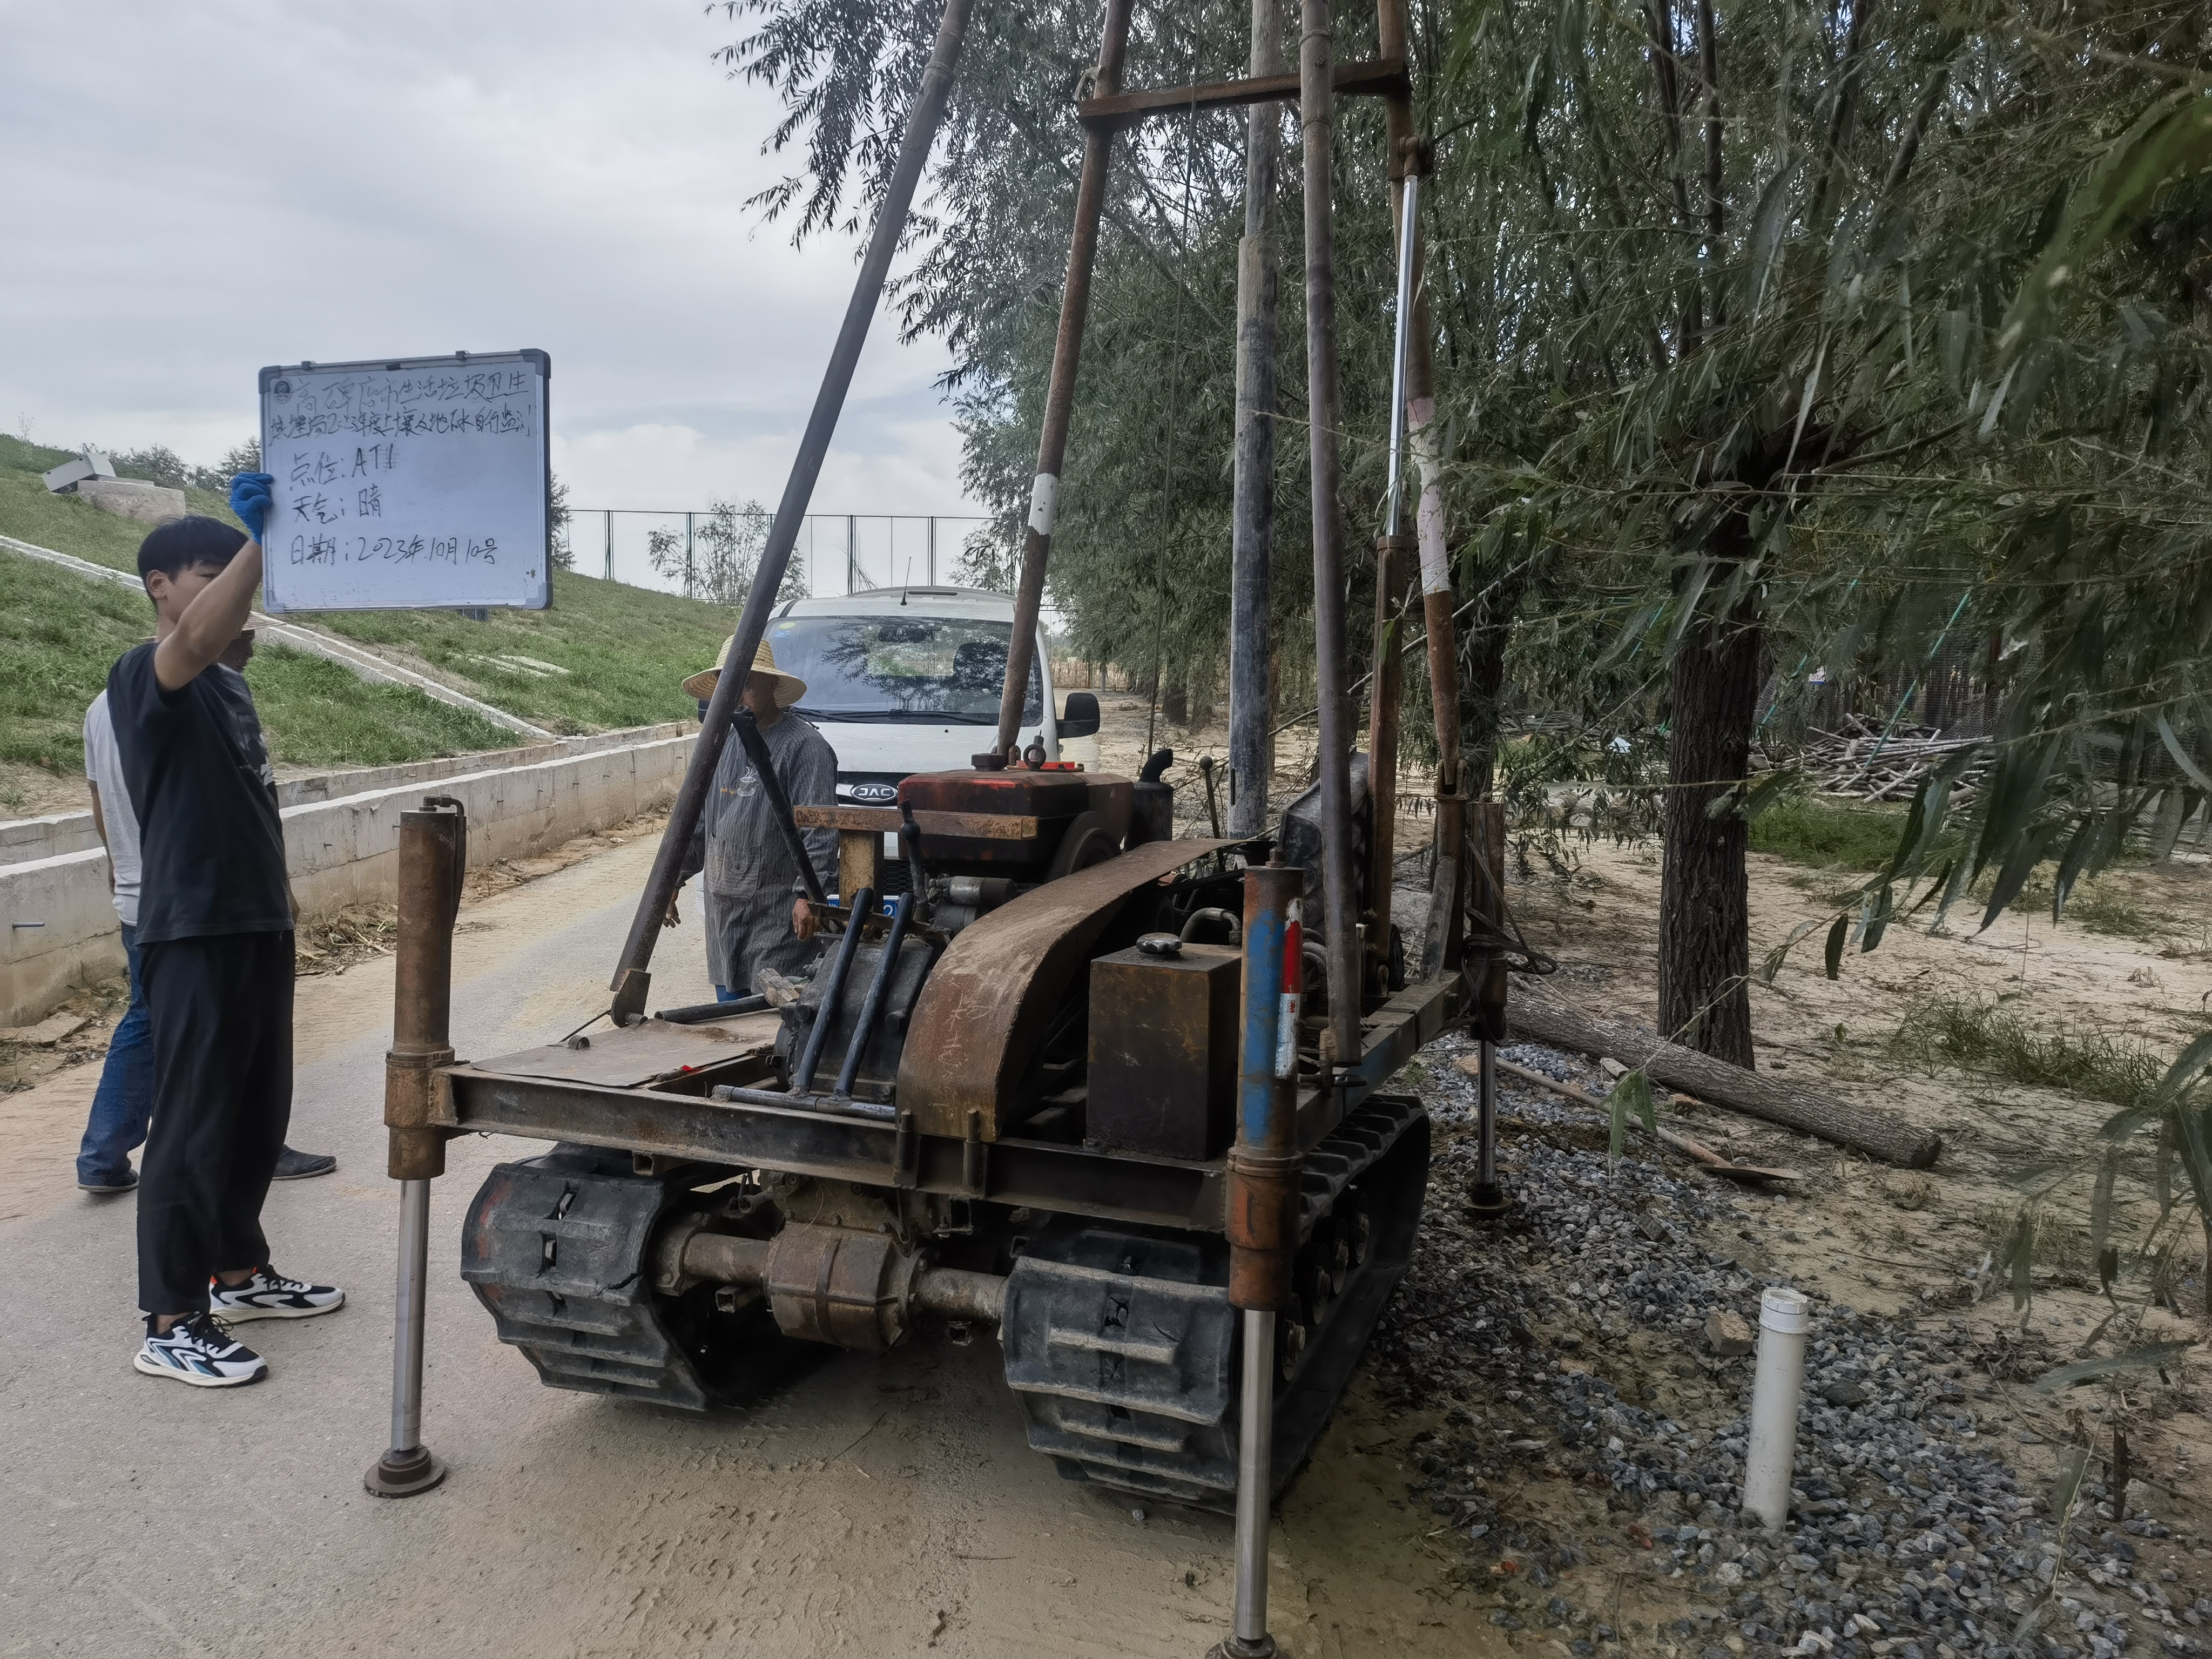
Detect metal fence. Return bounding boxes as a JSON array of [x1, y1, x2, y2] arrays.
[[570, 510, 995, 600]]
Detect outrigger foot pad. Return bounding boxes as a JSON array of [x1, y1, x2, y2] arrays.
[[1208, 1639, 1278, 1658], [364, 1446, 447, 1498], [1466, 1181, 1512, 1217]]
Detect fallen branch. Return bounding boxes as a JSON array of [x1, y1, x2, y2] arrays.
[[1503, 994, 1943, 1169], [1478, 1055, 1802, 1184]]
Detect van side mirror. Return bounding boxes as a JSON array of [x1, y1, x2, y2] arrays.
[[1058, 691, 1101, 739]]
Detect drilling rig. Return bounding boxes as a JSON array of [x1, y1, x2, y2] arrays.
[[369, 0, 1512, 1650]]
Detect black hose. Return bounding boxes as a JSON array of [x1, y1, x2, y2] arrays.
[[834, 890, 914, 1099], [733, 709, 828, 907], [793, 886, 872, 1091], [899, 801, 929, 897], [656, 995, 770, 1024], [1139, 747, 1175, 783]]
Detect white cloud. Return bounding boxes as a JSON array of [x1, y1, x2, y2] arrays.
[[0, 0, 983, 565]]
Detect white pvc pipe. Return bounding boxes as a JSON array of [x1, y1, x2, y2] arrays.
[[1741, 1286, 1810, 1531]]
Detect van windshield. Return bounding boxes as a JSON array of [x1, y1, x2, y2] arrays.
[[767, 615, 1043, 725]]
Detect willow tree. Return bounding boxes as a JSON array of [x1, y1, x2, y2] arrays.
[[717, 0, 2212, 1065], [1420, 0, 2212, 1060]]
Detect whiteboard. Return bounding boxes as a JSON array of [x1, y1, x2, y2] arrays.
[[257, 349, 551, 612]]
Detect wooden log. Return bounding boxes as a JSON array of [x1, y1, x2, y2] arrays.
[[1503, 994, 1943, 1169], [1479, 1055, 1803, 1184]]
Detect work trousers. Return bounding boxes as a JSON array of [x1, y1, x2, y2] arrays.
[[137, 932, 294, 1315]]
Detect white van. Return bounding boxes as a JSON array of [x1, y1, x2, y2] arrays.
[[762, 587, 1101, 812]]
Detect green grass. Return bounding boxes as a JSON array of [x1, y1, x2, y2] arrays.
[[1748, 791, 1915, 871], [1891, 992, 2165, 1112], [0, 552, 514, 774], [0, 431, 736, 778]]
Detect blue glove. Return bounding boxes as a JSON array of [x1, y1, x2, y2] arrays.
[[228, 471, 275, 540]]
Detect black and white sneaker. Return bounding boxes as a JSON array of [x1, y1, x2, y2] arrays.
[[134, 1312, 267, 1388], [207, 1266, 345, 1322]]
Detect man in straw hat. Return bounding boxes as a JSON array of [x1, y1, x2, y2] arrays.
[[671, 637, 839, 1001]]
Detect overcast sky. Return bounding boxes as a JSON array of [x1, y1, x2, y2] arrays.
[[0, 1, 984, 594]]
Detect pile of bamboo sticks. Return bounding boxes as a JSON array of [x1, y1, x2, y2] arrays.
[[1797, 715, 1987, 802]]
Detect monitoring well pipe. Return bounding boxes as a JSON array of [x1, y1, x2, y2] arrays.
[[1742, 1287, 1811, 1530]]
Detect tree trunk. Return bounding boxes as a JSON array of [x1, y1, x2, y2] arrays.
[[1659, 562, 1761, 1066], [1459, 558, 1528, 797]]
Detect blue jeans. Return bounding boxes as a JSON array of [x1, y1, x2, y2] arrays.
[[77, 923, 153, 1185]]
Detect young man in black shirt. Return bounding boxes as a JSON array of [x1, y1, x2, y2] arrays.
[[112, 479, 343, 1387]]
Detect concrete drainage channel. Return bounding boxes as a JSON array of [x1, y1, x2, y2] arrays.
[[1, 721, 693, 1026]]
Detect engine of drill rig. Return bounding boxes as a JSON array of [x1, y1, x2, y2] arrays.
[[760, 754, 1251, 1133]]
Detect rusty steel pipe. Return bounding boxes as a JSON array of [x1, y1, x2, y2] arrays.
[[1467, 799, 1511, 1215], [383, 800, 464, 1181], [1222, 864, 1303, 1659], [993, 0, 1137, 758], [1227, 0, 1287, 841], [1373, 0, 1466, 981], [1298, 0, 1362, 1071], [1363, 532, 1412, 986], [368, 798, 464, 1500], [608, 0, 975, 1022]]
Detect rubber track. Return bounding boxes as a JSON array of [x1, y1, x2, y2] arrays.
[[1000, 1094, 1431, 1510]]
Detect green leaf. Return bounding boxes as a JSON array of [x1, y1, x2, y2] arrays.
[[1761, 916, 1826, 985], [2000, 1206, 2036, 1313], [2090, 1145, 2119, 1262], [1824, 914, 1849, 980], [2155, 1031, 2212, 1104], [1979, 823, 2055, 935], [1602, 1069, 1658, 1162], [1738, 767, 1802, 823], [2029, 1342, 2193, 1394], [1999, 90, 2212, 367], [2052, 808, 2102, 924], [1861, 882, 1896, 953], [2050, 1445, 2091, 1520], [2173, 1101, 2212, 1224]]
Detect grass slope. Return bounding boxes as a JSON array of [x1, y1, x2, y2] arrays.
[[0, 548, 515, 779], [0, 433, 731, 782]]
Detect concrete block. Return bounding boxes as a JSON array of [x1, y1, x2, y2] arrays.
[[76, 479, 186, 525]]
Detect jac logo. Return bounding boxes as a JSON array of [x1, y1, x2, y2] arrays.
[[848, 783, 898, 803]]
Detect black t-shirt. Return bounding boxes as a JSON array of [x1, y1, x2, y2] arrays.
[[106, 642, 291, 945]]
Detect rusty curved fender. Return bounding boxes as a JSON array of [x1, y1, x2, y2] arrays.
[[898, 838, 1235, 1139]]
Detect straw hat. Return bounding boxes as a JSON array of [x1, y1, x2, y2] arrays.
[[683, 635, 807, 705]]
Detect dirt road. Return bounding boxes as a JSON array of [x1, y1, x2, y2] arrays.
[[0, 830, 1501, 1659]]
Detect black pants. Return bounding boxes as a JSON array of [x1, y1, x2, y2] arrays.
[[137, 932, 294, 1314]]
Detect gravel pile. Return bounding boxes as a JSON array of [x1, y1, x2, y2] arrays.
[[1365, 1038, 2199, 1659]]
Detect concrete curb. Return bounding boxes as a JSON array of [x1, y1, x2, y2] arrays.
[[2, 728, 695, 1026]]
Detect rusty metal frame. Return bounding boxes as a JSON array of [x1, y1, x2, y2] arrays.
[[1076, 56, 1406, 127], [437, 967, 1462, 1233]]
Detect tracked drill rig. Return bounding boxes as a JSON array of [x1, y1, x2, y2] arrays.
[[369, 0, 1510, 1650]]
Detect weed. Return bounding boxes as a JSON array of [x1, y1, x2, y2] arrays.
[[2062, 884, 2169, 945], [1883, 1174, 1936, 1212], [1749, 792, 1918, 872], [1891, 993, 2165, 1112]]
